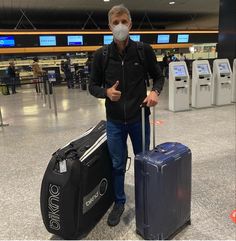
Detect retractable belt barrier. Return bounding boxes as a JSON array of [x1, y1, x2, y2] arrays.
[[0, 76, 58, 117], [44, 75, 58, 117]]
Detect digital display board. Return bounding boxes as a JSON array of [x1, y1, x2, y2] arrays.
[[47, 70, 56, 82], [0, 36, 15, 47], [130, 35, 140, 41], [103, 35, 113, 44], [197, 64, 210, 75], [103, 34, 140, 44], [218, 63, 230, 74], [39, 36, 56, 46], [173, 65, 187, 77], [157, 35, 170, 44], [177, 34, 189, 43], [67, 35, 83, 46]]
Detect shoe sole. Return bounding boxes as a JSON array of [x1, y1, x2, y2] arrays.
[[107, 208, 125, 227]]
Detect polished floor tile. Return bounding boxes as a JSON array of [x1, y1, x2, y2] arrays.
[[0, 82, 235, 240]]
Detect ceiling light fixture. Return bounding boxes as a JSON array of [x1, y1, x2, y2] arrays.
[[103, 0, 110, 2], [169, 1, 175, 4]]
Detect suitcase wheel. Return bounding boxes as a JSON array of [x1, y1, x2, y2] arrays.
[[187, 219, 191, 225]]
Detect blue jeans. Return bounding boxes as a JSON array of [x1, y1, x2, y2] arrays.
[[106, 118, 150, 204], [9, 77, 16, 94]]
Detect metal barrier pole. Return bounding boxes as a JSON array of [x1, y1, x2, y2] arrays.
[[40, 77, 43, 99], [40, 77, 46, 105], [46, 80, 51, 109], [78, 71, 82, 91], [86, 78, 89, 95], [0, 107, 9, 127], [51, 84, 58, 117], [37, 77, 41, 93]]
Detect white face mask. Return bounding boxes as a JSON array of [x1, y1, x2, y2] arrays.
[[111, 23, 129, 42]]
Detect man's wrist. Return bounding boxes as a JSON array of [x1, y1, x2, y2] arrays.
[[151, 89, 160, 96]]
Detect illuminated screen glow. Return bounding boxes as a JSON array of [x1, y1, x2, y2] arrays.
[[39, 36, 56, 46], [157, 35, 170, 44], [103, 35, 113, 44], [67, 35, 83, 46], [173, 65, 187, 76], [177, 34, 189, 43], [0, 36, 15, 47]]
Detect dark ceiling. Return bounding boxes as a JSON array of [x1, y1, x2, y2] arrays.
[[0, 0, 220, 30]]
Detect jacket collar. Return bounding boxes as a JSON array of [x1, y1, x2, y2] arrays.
[[110, 38, 135, 55]]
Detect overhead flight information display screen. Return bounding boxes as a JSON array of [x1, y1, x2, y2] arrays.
[[103, 35, 113, 44], [0, 36, 15, 47], [173, 65, 187, 77], [157, 34, 170, 44], [130, 35, 140, 41], [39, 36, 56, 46], [104, 35, 140, 44], [197, 64, 210, 75], [177, 34, 189, 43], [218, 63, 230, 74], [67, 35, 83, 46]]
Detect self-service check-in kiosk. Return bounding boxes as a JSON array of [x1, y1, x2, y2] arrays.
[[192, 60, 212, 108], [169, 62, 190, 111], [232, 59, 236, 102], [212, 59, 232, 105]]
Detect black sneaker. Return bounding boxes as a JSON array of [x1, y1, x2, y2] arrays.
[[107, 203, 125, 227]]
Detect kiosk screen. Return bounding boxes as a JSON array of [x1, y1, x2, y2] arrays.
[[173, 65, 187, 77], [197, 64, 210, 75], [219, 63, 230, 74]]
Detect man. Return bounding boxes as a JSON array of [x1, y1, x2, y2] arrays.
[[32, 57, 44, 93], [89, 4, 164, 227], [179, 52, 187, 61], [64, 57, 74, 89], [7, 61, 17, 94], [162, 53, 169, 78]]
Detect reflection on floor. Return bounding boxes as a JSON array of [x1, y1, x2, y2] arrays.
[[0, 83, 235, 240]]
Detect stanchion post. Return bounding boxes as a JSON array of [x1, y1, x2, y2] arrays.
[[39, 77, 43, 99], [51, 83, 58, 117], [0, 107, 9, 127], [41, 76, 47, 105], [46, 79, 51, 109], [86, 75, 89, 95]]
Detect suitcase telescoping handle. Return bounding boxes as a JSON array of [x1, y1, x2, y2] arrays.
[[140, 103, 156, 238], [141, 104, 156, 153]]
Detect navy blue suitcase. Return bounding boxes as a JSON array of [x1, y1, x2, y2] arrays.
[[135, 107, 191, 240]]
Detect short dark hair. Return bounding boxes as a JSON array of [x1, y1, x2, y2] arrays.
[[108, 4, 131, 24]]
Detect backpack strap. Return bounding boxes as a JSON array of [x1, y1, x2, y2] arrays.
[[102, 44, 110, 87], [136, 41, 149, 85]]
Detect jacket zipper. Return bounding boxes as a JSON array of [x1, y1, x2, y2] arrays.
[[121, 58, 127, 124]]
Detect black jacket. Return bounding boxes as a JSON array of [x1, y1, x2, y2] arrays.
[[7, 66, 16, 78], [89, 39, 164, 123]]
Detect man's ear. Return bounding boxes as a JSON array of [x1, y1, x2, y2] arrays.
[[129, 22, 132, 30]]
